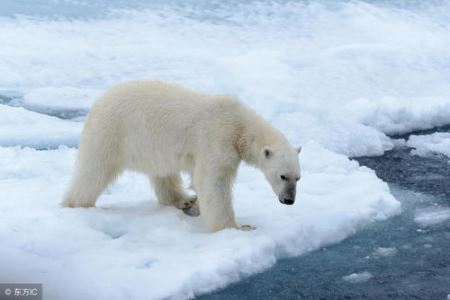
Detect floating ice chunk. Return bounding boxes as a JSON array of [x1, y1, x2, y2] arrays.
[[415, 207, 450, 226], [407, 133, 450, 158], [392, 138, 407, 149], [373, 247, 398, 257], [0, 142, 400, 300], [342, 271, 373, 283]]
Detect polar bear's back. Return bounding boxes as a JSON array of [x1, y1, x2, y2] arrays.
[[82, 80, 244, 175], [98, 80, 210, 114]]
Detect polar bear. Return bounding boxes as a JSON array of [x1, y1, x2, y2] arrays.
[[62, 80, 301, 232]]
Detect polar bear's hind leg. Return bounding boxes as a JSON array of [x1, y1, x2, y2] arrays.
[[151, 174, 199, 215], [62, 156, 121, 208]]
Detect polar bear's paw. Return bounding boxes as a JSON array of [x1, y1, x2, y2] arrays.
[[60, 197, 95, 208], [239, 225, 256, 231], [181, 196, 200, 217]]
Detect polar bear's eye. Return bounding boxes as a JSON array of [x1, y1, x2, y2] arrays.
[[280, 175, 288, 181]]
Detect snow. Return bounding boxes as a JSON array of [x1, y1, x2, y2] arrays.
[[372, 247, 398, 257], [22, 86, 102, 117], [407, 133, 450, 158], [344, 97, 450, 136], [0, 0, 448, 298], [0, 1, 449, 156], [342, 271, 373, 283], [0, 104, 81, 148], [0, 143, 400, 299], [414, 207, 450, 226]]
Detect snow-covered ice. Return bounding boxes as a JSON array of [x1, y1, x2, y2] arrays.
[[1, 0, 449, 298], [0, 143, 399, 299], [391, 138, 408, 149], [407, 133, 450, 158], [344, 97, 450, 136], [415, 207, 450, 226], [0, 1, 449, 156], [22, 86, 102, 118], [342, 271, 373, 283], [0, 104, 81, 148]]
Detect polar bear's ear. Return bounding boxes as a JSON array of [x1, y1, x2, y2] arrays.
[[297, 146, 302, 154], [263, 148, 272, 159]]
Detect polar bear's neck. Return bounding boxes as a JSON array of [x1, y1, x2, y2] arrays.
[[235, 107, 287, 167]]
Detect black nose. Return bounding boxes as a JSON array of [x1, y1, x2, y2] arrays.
[[284, 198, 294, 205]]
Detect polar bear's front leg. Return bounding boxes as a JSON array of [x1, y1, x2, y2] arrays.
[[194, 159, 253, 232]]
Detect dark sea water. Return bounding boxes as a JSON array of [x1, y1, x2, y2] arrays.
[[201, 137, 450, 299]]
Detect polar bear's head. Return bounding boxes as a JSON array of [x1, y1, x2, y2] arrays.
[[259, 144, 301, 205]]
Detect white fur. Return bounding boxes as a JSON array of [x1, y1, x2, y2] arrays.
[[62, 80, 300, 232]]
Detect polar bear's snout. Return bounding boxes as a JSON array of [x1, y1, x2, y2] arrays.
[[260, 146, 301, 207], [279, 184, 297, 205]]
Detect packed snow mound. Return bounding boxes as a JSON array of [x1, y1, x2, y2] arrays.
[[0, 104, 81, 148], [407, 132, 450, 158], [344, 97, 450, 136], [0, 143, 400, 300], [275, 112, 394, 157]]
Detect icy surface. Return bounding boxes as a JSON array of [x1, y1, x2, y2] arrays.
[[0, 143, 400, 299], [391, 138, 407, 149], [22, 86, 102, 117], [0, 1, 449, 156], [407, 133, 450, 158], [1, 1, 449, 298], [344, 97, 450, 136], [415, 207, 450, 226], [0, 104, 81, 148], [342, 271, 373, 283]]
